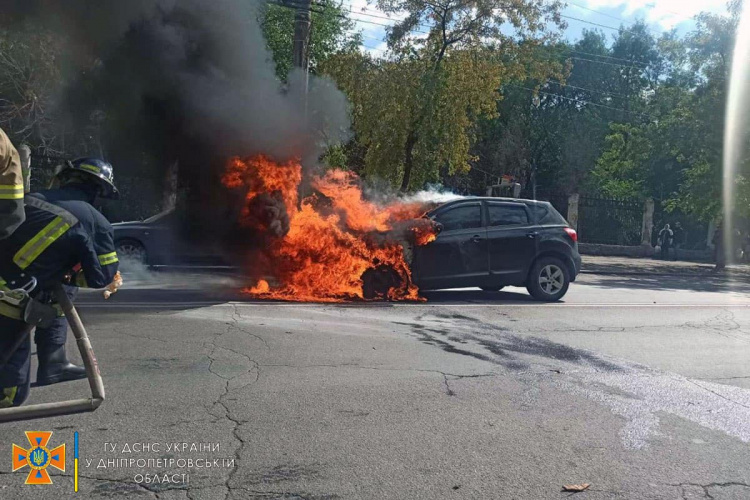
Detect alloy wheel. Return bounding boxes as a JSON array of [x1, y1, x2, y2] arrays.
[[538, 264, 564, 295]]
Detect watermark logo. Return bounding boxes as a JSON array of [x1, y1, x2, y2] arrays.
[[12, 431, 65, 485]]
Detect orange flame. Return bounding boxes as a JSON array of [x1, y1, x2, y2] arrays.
[[222, 155, 438, 302]]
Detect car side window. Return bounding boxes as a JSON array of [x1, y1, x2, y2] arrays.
[[488, 204, 529, 227], [435, 205, 482, 231]]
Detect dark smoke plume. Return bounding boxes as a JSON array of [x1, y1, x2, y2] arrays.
[[3, 0, 350, 243]]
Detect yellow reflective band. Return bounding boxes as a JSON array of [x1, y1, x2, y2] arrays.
[[0, 278, 8, 291], [0, 301, 23, 320], [0, 184, 24, 199], [75, 272, 88, 288], [53, 303, 65, 317], [13, 216, 71, 269], [98, 252, 119, 266], [0, 386, 18, 408], [78, 164, 100, 174]]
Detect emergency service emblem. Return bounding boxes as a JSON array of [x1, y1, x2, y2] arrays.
[[12, 431, 66, 484]]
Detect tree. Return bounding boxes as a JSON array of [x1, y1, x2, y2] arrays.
[[260, 0, 362, 81], [325, 0, 565, 191], [0, 24, 66, 154], [591, 1, 745, 221]]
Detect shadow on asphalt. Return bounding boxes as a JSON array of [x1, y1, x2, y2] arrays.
[[77, 287, 545, 309], [420, 289, 538, 304], [582, 273, 750, 294]]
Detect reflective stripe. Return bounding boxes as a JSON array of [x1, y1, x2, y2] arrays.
[[0, 387, 18, 408], [78, 164, 100, 174], [0, 184, 24, 199], [0, 278, 8, 291], [0, 301, 23, 320], [98, 252, 118, 266], [24, 195, 79, 226], [13, 217, 71, 269], [75, 272, 87, 288]]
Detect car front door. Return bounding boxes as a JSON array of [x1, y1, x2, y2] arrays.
[[485, 202, 537, 284], [413, 202, 489, 290]]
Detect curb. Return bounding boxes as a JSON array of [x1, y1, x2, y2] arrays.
[[581, 269, 735, 278]]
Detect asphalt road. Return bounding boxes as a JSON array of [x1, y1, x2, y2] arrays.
[[1, 272, 749, 499]]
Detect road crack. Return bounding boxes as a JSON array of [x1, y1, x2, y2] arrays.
[[201, 305, 267, 499]]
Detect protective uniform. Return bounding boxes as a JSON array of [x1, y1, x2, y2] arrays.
[[0, 160, 119, 407], [0, 127, 25, 239], [32, 186, 112, 385]]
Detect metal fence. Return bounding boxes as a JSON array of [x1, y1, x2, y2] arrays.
[[653, 204, 710, 250], [578, 196, 643, 246]]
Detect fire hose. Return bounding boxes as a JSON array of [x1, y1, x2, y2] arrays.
[[0, 283, 105, 423]]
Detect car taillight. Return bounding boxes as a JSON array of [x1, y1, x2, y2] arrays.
[[564, 227, 578, 242]]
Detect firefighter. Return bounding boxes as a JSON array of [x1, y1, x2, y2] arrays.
[[33, 158, 121, 386], [0, 158, 121, 407], [0, 127, 25, 239]]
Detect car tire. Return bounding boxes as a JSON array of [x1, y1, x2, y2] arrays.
[[116, 239, 147, 265], [480, 286, 504, 292], [526, 257, 570, 302]]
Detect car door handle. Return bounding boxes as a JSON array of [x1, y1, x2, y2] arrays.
[[526, 232, 538, 239], [471, 234, 482, 243]]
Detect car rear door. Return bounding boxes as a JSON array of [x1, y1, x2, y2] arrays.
[[485, 201, 537, 284], [413, 202, 489, 289]]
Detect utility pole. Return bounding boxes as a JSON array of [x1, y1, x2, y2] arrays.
[[292, 0, 311, 70], [291, 0, 312, 116]]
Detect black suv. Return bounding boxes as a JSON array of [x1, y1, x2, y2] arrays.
[[412, 197, 581, 301]]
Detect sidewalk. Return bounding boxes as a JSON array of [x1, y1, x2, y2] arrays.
[[582, 254, 750, 278]]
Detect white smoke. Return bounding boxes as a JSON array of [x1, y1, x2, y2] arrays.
[[399, 189, 465, 205]]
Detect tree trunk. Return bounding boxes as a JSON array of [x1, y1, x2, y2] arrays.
[[400, 131, 417, 192]]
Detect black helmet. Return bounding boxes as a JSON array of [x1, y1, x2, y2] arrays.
[[57, 158, 119, 199]]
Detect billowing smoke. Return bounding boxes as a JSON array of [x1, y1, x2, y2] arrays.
[[3, 0, 350, 241], [399, 188, 465, 205]]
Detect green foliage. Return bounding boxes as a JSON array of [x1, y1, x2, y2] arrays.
[[321, 144, 348, 170], [591, 3, 742, 221], [325, 0, 566, 190], [259, 0, 362, 81]]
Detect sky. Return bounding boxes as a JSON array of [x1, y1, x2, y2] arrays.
[[339, 0, 732, 56]]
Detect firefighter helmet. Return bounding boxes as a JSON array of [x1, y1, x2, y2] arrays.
[[57, 158, 119, 199]]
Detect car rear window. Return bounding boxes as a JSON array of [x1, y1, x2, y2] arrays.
[[435, 204, 482, 231], [530, 204, 567, 225], [488, 204, 529, 226]]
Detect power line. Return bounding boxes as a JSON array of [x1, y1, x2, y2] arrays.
[[570, 50, 650, 68], [510, 85, 651, 119], [276, 0, 429, 33], [568, 56, 646, 71], [566, 0, 627, 23], [269, 1, 401, 29], [348, 29, 386, 42], [560, 14, 642, 35], [545, 80, 629, 99]]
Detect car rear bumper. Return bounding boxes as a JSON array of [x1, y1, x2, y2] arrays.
[[571, 252, 582, 281]]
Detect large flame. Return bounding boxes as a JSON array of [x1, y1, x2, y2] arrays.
[[223, 155, 438, 302]]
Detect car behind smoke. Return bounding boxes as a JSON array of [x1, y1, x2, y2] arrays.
[[113, 209, 231, 267]]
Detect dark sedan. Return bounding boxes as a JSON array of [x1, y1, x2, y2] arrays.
[[113, 209, 230, 267], [411, 197, 581, 301]]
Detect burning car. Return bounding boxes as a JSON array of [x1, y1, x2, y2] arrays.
[[222, 155, 579, 302]]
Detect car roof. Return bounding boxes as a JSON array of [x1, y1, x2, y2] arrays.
[[430, 197, 550, 211]]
